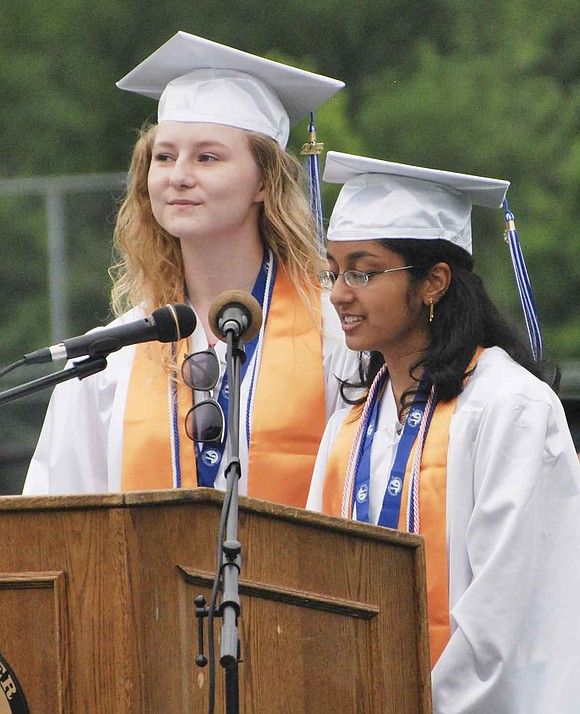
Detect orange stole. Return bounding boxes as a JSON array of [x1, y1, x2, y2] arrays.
[[247, 268, 326, 507], [322, 395, 456, 668], [122, 270, 326, 506], [122, 340, 195, 490]]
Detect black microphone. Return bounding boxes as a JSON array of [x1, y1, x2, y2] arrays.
[[208, 290, 263, 343], [24, 304, 197, 364]]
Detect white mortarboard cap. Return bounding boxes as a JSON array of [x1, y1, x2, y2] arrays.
[[116, 31, 344, 149], [323, 151, 510, 254]]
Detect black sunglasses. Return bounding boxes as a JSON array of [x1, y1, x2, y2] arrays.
[[181, 348, 225, 444]]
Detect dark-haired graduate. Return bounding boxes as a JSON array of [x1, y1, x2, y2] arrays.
[[307, 152, 580, 713], [23, 34, 357, 501]]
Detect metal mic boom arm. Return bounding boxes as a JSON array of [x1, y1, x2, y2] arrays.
[[0, 356, 108, 407]]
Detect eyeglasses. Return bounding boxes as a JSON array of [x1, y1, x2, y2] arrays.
[[317, 265, 415, 289], [181, 348, 225, 444]]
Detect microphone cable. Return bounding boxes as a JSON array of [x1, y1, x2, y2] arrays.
[[0, 358, 26, 379]]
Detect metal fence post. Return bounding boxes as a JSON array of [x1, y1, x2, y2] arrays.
[[46, 187, 68, 343]]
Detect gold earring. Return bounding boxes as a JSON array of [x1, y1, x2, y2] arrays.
[[429, 298, 434, 323]]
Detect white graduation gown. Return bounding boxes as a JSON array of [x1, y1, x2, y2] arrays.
[[24, 293, 358, 496], [308, 347, 580, 714]]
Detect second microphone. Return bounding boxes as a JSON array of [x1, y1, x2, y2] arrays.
[[208, 291, 263, 343]]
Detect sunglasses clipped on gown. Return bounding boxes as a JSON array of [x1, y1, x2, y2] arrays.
[[181, 347, 225, 444]]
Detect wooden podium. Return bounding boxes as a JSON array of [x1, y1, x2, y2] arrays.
[[0, 490, 432, 713]]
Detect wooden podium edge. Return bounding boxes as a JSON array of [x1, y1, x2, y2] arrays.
[[0, 488, 423, 547]]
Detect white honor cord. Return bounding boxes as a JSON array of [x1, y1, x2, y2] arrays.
[[245, 247, 275, 446]]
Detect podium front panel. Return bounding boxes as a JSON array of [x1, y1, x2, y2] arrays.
[[0, 490, 431, 713]]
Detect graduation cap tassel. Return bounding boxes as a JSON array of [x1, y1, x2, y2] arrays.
[[503, 198, 543, 362], [300, 113, 325, 254]]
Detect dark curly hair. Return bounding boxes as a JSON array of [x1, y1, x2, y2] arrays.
[[340, 238, 546, 410]]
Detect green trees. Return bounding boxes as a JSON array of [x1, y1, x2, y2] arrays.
[[3, 0, 578, 355]]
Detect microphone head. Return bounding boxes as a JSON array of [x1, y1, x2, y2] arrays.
[[153, 304, 197, 342], [208, 290, 263, 343]]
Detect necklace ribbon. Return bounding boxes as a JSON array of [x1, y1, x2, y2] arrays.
[[351, 371, 431, 528]]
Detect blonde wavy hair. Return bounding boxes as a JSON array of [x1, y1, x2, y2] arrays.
[[110, 123, 325, 316]]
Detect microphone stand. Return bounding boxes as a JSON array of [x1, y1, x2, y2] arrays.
[[0, 356, 108, 407], [218, 328, 245, 714]]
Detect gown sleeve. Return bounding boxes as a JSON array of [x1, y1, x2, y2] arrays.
[[23, 312, 141, 495], [23, 367, 112, 494], [433, 364, 580, 714]]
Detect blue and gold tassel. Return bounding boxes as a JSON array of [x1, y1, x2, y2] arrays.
[[503, 199, 543, 361], [301, 113, 325, 253]]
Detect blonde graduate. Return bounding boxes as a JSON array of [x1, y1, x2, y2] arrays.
[[24, 33, 356, 502]]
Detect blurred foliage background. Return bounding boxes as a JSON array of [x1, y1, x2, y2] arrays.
[[1, 0, 579, 491]]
